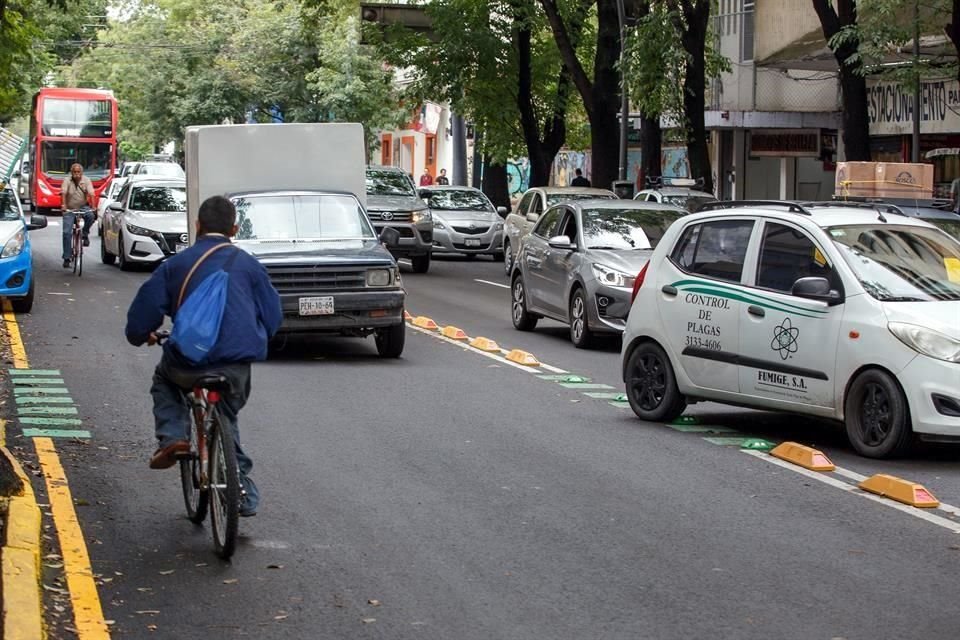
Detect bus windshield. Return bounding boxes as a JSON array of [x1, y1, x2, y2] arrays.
[[41, 141, 113, 180], [42, 99, 113, 138]]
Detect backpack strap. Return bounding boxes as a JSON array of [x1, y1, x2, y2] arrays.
[[175, 243, 235, 312]]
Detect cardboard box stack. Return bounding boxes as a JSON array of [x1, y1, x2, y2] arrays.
[[835, 161, 934, 198]]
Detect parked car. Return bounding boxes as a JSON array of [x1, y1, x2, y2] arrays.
[[16, 160, 30, 204], [100, 178, 187, 270], [95, 177, 127, 235], [620, 200, 960, 458], [0, 185, 47, 312], [502, 186, 616, 275], [365, 165, 433, 273], [419, 185, 506, 260], [634, 177, 717, 212], [510, 200, 684, 347]]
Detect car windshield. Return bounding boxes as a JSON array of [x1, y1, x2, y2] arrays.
[[129, 186, 186, 212], [425, 190, 494, 212], [366, 171, 416, 197], [233, 194, 375, 240], [546, 192, 614, 206], [0, 190, 20, 222], [582, 208, 683, 250], [925, 217, 960, 241], [828, 224, 960, 301], [139, 163, 184, 178], [663, 194, 717, 212]]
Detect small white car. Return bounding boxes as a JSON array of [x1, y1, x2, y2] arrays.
[[100, 178, 187, 270], [634, 177, 717, 213], [620, 201, 960, 458]]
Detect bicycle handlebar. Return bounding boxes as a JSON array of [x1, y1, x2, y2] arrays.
[[151, 330, 171, 346]]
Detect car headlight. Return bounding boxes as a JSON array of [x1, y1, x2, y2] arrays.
[[38, 181, 52, 195], [412, 210, 432, 224], [126, 223, 155, 237], [494, 221, 504, 231], [591, 263, 635, 289], [366, 268, 393, 287], [1, 229, 25, 258], [433, 216, 446, 229], [888, 322, 960, 363]]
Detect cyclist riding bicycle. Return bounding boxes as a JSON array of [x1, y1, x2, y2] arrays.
[[60, 163, 97, 268], [125, 195, 282, 517]]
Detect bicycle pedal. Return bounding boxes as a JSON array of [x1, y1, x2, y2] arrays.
[[173, 451, 197, 461]]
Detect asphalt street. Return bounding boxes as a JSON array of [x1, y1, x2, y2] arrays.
[[6, 222, 960, 639]]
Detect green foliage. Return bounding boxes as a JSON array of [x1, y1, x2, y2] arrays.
[[64, 0, 404, 151]]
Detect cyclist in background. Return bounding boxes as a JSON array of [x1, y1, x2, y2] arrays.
[[60, 163, 96, 268], [125, 195, 283, 517]]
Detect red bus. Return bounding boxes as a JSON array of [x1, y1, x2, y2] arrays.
[[27, 87, 118, 213]]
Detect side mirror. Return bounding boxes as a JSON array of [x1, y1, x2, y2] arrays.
[[548, 235, 575, 250], [26, 215, 47, 231], [379, 226, 401, 248], [496, 206, 508, 218], [108, 202, 124, 212], [791, 276, 842, 304], [526, 212, 539, 223]]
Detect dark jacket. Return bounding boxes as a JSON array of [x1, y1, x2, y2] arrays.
[[571, 176, 590, 187], [125, 234, 283, 365]]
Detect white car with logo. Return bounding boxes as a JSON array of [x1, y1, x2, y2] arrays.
[[100, 178, 188, 270], [620, 201, 960, 458]]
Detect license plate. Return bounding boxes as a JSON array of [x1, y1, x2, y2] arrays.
[[299, 296, 334, 316], [175, 243, 187, 253], [465, 238, 482, 247]]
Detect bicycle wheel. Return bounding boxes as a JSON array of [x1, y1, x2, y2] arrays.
[[72, 230, 80, 275], [179, 415, 208, 524], [77, 234, 83, 277], [207, 406, 240, 559]]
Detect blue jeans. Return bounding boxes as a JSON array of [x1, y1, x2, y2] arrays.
[[62, 209, 96, 260], [150, 353, 259, 512]]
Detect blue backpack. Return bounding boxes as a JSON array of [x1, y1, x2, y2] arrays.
[[169, 243, 239, 365]]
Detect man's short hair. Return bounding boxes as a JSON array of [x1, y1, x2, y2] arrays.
[[70, 163, 83, 172], [575, 168, 583, 176], [198, 195, 236, 235]]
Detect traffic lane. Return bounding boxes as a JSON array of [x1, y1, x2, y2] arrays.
[[410, 257, 960, 497], [23, 303, 960, 640]]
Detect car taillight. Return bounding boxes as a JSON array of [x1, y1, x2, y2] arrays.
[[631, 262, 649, 303]]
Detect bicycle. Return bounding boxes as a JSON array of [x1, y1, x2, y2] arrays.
[[65, 206, 94, 276], [154, 330, 243, 559]]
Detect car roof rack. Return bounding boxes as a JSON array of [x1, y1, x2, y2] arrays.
[[697, 200, 812, 215], [799, 200, 905, 216]]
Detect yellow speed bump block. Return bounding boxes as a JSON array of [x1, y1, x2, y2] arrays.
[[858, 474, 940, 508], [770, 442, 835, 472], [412, 316, 439, 330], [442, 326, 469, 341], [505, 349, 540, 367], [470, 337, 500, 352]]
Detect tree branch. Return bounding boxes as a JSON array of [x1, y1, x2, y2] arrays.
[[538, 0, 596, 119]]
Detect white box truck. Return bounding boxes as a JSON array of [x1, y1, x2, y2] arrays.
[[185, 123, 406, 357]]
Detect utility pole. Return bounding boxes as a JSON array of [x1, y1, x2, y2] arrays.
[[912, 0, 920, 163]]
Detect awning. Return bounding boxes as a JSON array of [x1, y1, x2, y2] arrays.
[[926, 147, 960, 159]]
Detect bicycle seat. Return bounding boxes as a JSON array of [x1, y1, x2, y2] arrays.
[[193, 374, 232, 393]]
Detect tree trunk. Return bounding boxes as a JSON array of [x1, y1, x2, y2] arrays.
[[483, 159, 511, 212], [812, 0, 871, 161], [640, 112, 662, 187], [679, 0, 713, 193], [945, 1, 960, 85]]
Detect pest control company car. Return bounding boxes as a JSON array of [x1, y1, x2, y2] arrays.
[[620, 201, 960, 458]]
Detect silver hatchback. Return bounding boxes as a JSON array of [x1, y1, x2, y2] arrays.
[[510, 200, 685, 348], [419, 185, 506, 260]]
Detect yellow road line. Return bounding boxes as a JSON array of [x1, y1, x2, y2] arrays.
[[34, 437, 110, 639], [2, 300, 28, 369], [2, 299, 110, 639]]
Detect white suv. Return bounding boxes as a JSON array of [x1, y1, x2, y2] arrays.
[[620, 201, 960, 458]]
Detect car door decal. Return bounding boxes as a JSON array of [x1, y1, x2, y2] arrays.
[[681, 347, 829, 381], [670, 279, 829, 319]]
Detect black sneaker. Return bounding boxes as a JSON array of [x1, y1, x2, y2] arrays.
[[62, 258, 70, 268], [82, 236, 90, 247]]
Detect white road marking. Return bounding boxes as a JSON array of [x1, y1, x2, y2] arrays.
[[475, 279, 510, 289], [408, 324, 567, 374], [45, 293, 72, 296], [743, 450, 960, 533]]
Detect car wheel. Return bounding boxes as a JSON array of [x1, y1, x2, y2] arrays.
[[411, 253, 430, 274], [375, 322, 405, 358], [511, 274, 539, 331], [492, 251, 505, 262], [624, 341, 686, 422], [503, 241, 513, 275], [845, 369, 912, 458], [569, 288, 596, 349], [117, 230, 133, 271], [10, 278, 34, 313], [101, 232, 116, 265]]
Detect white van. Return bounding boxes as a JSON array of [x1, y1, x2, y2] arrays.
[[620, 201, 960, 458]]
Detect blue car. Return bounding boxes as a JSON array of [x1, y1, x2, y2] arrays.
[[0, 186, 47, 312]]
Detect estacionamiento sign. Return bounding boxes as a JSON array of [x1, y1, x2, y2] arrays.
[[868, 77, 960, 136]]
